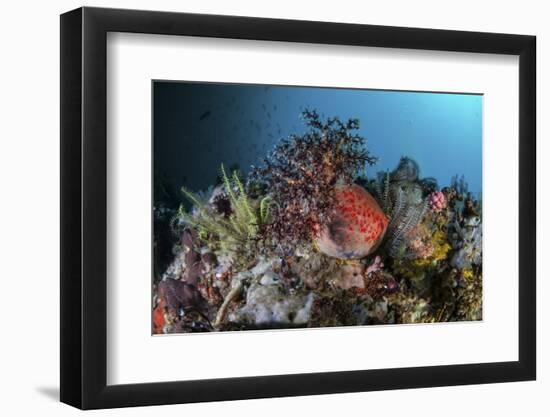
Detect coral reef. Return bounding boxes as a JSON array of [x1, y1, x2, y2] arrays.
[[153, 111, 483, 334]]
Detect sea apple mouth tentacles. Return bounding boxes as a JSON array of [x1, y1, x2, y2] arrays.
[[315, 184, 388, 260]]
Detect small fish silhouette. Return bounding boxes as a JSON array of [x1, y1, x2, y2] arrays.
[[199, 110, 211, 121]]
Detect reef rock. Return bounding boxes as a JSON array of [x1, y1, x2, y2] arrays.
[[450, 215, 482, 269], [391, 157, 419, 183], [316, 184, 388, 259], [157, 278, 206, 313], [329, 262, 366, 290], [230, 279, 314, 326]]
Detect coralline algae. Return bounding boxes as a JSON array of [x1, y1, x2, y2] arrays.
[[316, 184, 388, 259]]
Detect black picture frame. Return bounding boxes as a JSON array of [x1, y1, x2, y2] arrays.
[[60, 6, 536, 410]]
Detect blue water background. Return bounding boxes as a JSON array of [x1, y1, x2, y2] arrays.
[[154, 82, 482, 195]]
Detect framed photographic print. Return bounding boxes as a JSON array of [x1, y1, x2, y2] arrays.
[[60, 6, 536, 409]]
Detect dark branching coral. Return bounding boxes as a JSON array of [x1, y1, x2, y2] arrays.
[[252, 110, 377, 252], [450, 174, 469, 197]]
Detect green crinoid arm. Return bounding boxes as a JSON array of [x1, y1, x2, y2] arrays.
[[233, 171, 255, 217], [180, 185, 205, 209], [220, 164, 240, 209], [259, 196, 273, 225]]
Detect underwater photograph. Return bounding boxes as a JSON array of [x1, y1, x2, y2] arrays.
[[152, 81, 483, 334]]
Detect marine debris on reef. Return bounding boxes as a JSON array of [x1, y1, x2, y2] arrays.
[[152, 110, 483, 334]]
